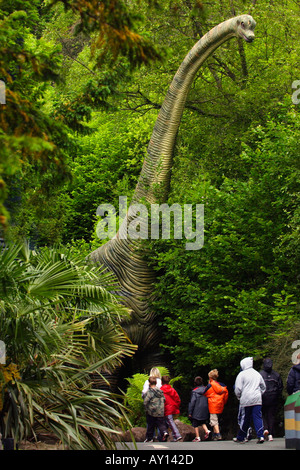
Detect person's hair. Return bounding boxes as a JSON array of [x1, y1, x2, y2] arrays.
[[194, 376, 203, 386], [149, 376, 157, 386], [208, 369, 219, 380], [150, 367, 161, 378], [162, 375, 170, 385]]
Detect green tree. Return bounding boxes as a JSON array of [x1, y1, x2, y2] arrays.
[[149, 109, 300, 380], [1, 0, 162, 233], [0, 0, 71, 228], [51, 0, 162, 69]]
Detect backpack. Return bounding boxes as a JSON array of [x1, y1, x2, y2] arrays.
[[260, 370, 282, 405]]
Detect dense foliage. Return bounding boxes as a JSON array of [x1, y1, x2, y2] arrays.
[[124, 366, 182, 427], [1, 0, 300, 438], [0, 242, 136, 448], [149, 114, 300, 378]]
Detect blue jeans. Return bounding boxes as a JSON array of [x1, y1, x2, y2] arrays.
[[237, 405, 264, 441], [165, 415, 181, 440]]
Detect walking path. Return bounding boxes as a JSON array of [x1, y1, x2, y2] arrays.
[[117, 437, 291, 451]]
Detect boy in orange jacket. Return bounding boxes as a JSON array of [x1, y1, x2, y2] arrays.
[[204, 369, 228, 440]]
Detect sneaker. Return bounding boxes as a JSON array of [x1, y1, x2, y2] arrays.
[[162, 432, 169, 442], [204, 430, 211, 440], [264, 429, 269, 441], [173, 436, 182, 442], [268, 435, 273, 441], [192, 437, 201, 442], [144, 438, 153, 443], [212, 433, 222, 440], [246, 427, 253, 441], [257, 437, 265, 444], [233, 437, 247, 443]]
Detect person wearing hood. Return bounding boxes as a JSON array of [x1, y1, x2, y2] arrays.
[[143, 376, 169, 442], [287, 353, 300, 395], [234, 357, 266, 444], [161, 375, 182, 442], [188, 376, 210, 442], [259, 358, 283, 441]]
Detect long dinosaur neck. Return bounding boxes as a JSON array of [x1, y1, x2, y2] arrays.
[[132, 17, 237, 205]]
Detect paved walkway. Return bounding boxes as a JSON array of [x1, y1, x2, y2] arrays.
[[117, 437, 291, 451]]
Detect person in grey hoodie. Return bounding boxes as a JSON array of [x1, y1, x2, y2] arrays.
[[234, 357, 266, 443]]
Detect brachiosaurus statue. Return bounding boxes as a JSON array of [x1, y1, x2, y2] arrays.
[[90, 15, 256, 369]]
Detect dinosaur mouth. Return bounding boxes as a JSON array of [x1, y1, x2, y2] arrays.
[[242, 33, 254, 43]]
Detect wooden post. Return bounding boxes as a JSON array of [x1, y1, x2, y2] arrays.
[[295, 394, 300, 450], [284, 391, 300, 449]]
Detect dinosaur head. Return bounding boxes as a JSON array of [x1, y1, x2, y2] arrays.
[[236, 15, 256, 43]]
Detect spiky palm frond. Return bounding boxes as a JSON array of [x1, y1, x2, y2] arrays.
[[0, 242, 136, 449]]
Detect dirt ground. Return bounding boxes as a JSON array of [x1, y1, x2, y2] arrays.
[[18, 441, 66, 450]]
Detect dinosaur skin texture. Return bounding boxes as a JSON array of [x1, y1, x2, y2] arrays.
[[90, 15, 256, 371]]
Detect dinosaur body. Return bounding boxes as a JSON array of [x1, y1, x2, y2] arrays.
[[90, 15, 256, 368]]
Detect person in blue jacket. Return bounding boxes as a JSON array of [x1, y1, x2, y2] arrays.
[[188, 376, 210, 442], [287, 353, 300, 395]]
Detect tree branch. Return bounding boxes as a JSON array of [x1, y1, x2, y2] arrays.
[[120, 89, 228, 118]]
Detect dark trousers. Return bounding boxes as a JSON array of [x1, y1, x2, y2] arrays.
[[146, 414, 168, 440], [262, 404, 277, 436], [237, 405, 264, 441]]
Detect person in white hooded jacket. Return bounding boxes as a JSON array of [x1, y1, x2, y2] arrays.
[[234, 357, 266, 443]]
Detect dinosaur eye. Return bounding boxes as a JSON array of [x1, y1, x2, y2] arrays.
[[241, 21, 245, 28]]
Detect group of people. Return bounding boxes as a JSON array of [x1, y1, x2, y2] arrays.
[[142, 354, 300, 444], [142, 366, 228, 443], [188, 370, 228, 442], [234, 354, 300, 443], [142, 371, 182, 442]]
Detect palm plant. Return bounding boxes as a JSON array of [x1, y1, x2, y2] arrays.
[[0, 242, 137, 449]]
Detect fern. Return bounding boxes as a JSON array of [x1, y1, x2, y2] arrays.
[[124, 367, 183, 427]]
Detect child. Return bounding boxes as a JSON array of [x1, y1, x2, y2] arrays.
[[204, 369, 228, 440], [161, 375, 182, 442], [142, 367, 162, 397], [188, 376, 210, 442], [143, 376, 169, 442]]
